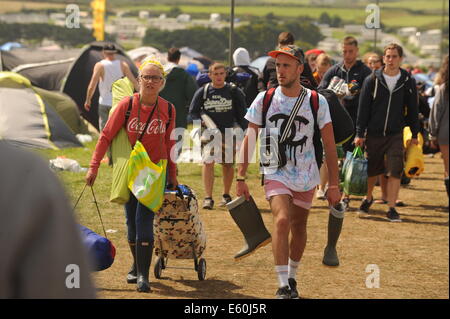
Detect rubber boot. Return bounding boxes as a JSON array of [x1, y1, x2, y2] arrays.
[[226, 196, 271, 260], [136, 241, 153, 293], [322, 202, 345, 267], [126, 242, 137, 284]]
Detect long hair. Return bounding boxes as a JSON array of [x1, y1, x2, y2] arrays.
[[436, 54, 449, 99]]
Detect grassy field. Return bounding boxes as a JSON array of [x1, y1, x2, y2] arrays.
[[0, 1, 65, 13], [121, 4, 443, 28], [36, 138, 449, 299], [1, 0, 445, 28]]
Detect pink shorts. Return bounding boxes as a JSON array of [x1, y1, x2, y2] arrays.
[[264, 179, 315, 210]]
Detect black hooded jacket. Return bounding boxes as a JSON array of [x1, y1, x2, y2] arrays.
[[318, 60, 372, 120], [356, 67, 420, 138]]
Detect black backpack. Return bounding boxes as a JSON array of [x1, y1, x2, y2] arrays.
[[228, 66, 259, 106]]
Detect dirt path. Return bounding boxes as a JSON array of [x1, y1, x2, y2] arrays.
[[93, 156, 448, 299]]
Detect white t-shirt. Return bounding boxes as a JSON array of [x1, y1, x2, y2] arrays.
[[383, 72, 401, 92], [245, 87, 332, 192]]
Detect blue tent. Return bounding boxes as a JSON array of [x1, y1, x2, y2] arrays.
[[0, 42, 23, 51]]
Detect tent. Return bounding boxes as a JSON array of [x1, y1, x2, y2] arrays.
[[0, 42, 138, 131], [250, 56, 270, 74], [127, 46, 163, 65], [0, 72, 85, 149], [127, 46, 206, 71], [0, 42, 24, 51]]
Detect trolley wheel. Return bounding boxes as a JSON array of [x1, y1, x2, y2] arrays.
[[197, 258, 206, 281], [154, 257, 163, 279]]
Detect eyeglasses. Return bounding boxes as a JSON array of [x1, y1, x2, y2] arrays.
[[140, 75, 163, 82]]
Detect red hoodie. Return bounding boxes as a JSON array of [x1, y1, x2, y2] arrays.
[[89, 93, 177, 183]]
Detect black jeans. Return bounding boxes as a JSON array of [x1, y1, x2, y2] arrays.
[[124, 193, 154, 243]]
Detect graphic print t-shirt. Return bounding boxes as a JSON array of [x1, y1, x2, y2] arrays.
[[245, 87, 331, 192], [189, 84, 247, 132]]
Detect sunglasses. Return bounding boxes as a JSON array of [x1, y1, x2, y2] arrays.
[[140, 75, 163, 82]]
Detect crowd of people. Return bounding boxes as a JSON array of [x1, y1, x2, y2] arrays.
[[5, 31, 445, 298], [81, 35, 448, 298]]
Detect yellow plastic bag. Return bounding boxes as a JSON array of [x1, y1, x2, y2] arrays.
[[404, 144, 424, 178], [127, 140, 167, 212], [403, 127, 424, 178]]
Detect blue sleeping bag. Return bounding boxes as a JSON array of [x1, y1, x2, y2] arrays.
[[78, 224, 116, 272]]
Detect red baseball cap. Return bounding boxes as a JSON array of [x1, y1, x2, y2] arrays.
[[305, 49, 325, 56]]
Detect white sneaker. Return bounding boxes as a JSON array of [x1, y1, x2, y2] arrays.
[[316, 189, 326, 200]]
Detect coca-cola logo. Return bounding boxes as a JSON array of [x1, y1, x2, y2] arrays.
[[128, 117, 166, 135]]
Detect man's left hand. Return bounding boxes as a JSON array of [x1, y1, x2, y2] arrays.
[[326, 188, 341, 207]]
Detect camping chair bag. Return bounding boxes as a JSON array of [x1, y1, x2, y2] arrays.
[[78, 224, 116, 272], [109, 77, 134, 204], [154, 185, 206, 259]]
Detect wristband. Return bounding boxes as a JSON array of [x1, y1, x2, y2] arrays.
[[327, 185, 339, 190], [236, 178, 246, 182]]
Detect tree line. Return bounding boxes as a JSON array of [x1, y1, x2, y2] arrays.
[[142, 19, 324, 61]]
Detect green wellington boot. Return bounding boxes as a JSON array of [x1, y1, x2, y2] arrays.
[[323, 202, 345, 267], [136, 241, 153, 293], [226, 196, 272, 260], [126, 242, 137, 284]]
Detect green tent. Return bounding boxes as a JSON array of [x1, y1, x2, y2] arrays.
[[0, 72, 86, 149]]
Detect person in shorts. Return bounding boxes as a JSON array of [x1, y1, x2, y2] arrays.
[[236, 45, 341, 299], [355, 43, 420, 222], [189, 63, 248, 209]]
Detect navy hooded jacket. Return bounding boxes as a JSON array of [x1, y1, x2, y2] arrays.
[[356, 67, 420, 139]]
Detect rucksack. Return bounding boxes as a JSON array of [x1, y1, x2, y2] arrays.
[[228, 66, 259, 106], [262, 87, 354, 170]]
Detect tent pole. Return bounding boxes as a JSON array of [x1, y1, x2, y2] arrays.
[[229, 0, 235, 67]]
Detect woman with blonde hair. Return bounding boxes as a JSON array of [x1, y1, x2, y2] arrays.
[[85, 59, 178, 292]]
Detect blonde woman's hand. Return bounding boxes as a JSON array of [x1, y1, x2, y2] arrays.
[[85, 168, 97, 186]]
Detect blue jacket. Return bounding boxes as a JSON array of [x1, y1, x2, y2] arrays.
[[356, 68, 420, 138]]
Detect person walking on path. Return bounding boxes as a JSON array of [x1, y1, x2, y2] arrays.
[[355, 43, 420, 222], [236, 45, 341, 299], [86, 59, 178, 293], [429, 54, 449, 207], [84, 43, 139, 132], [160, 47, 198, 129], [189, 62, 248, 209], [318, 36, 372, 208]]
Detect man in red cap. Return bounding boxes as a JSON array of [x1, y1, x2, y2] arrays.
[[236, 45, 341, 299]]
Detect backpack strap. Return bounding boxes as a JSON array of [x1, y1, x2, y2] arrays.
[[262, 87, 276, 128], [310, 89, 320, 114], [202, 82, 210, 102], [309, 90, 323, 170], [124, 95, 133, 128], [166, 102, 173, 130], [260, 87, 276, 186]]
